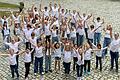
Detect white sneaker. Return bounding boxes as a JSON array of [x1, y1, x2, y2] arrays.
[[79, 77, 82, 80], [25, 77, 28, 80], [41, 72, 44, 75], [34, 73, 37, 76]]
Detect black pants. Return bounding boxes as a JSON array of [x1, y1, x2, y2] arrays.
[[84, 60, 91, 72], [73, 57, 78, 70], [16, 52, 19, 69], [84, 28, 88, 39], [10, 65, 19, 78], [96, 56, 102, 71], [26, 42, 31, 50], [110, 51, 119, 71], [25, 62, 31, 78], [46, 35, 51, 43], [30, 48, 35, 64], [63, 62, 71, 74], [76, 64, 84, 77]]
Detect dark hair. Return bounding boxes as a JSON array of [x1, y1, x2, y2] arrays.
[[97, 17, 100, 21], [27, 24, 31, 28], [90, 25, 94, 29], [97, 43, 101, 49], [32, 18, 36, 24], [31, 32, 35, 36], [44, 7, 47, 10]]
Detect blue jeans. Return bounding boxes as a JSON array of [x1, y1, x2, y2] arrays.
[[94, 33, 101, 45], [77, 33, 84, 47], [110, 51, 119, 70], [34, 57, 44, 74], [102, 37, 111, 57], [10, 64, 19, 78], [52, 37, 58, 43], [71, 37, 76, 44], [45, 55, 51, 71], [76, 64, 83, 77]]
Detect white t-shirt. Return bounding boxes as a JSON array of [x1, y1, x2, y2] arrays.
[[71, 13, 78, 23], [44, 24, 51, 36], [54, 48, 62, 58], [76, 52, 84, 65], [51, 30, 57, 37], [63, 51, 72, 63], [104, 30, 111, 38], [70, 29, 76, 38], [29, 37, 37, 48], [72, 49, 78, 57], [9, 54, 17, 65], [44, 10, 49, 17], [24, 53, 31, 63], [81, 15, 88, 28], [3, 27, 10, 35], [35, 47, 44, 58], [23, 28, 34, 42], [110, 39, 120, 52], [94, 21, 103, 33], [84, 48, 92, 60], [5, 42, 20, 53], [96, 47, 107, 57], [51, 7, 59, 18], [76, 27, 85, 35], [12, 14, 21, 24], [88, 29, 95, 39]]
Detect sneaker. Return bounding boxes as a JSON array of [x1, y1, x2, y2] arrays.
[[41, 72, 45, 75], [79, 77, 82, 80], [34, 73, 37, 76], [25, 77, 28, 80]]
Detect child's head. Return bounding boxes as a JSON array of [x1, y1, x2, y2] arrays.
[[74, 44, 78, 49], [54, 42, 60, 49], [90, 25, 94, 30], [37, 42, 42, 47], [31, 32, 35, 38], [9, 49, 14, 55], [97, 43, 101, 49], [26, 49, 30, 53], [97, 17, 100, 22]]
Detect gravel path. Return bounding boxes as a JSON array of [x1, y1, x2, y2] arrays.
[[0, 0, 120, 80]]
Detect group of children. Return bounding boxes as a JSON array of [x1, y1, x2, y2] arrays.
[[0, 2, 120, 80]]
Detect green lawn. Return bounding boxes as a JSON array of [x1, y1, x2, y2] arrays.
[[0, 2, 19, 16], [0, 2, 19, 9]]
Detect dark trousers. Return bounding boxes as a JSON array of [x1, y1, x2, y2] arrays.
[[25, 62, 31, 78], [84, 28, 88, 39], [10, 65, 19, 78], [34, 57, 44, 74], [73, 57, 78, 70], [110, 51, 119, 71], [76, 64, 84, 77], [16, 52, 19, 69], [46, 35, 51, 43], [84, 60, 91, 72], [63, 62, 71, 74], [96, 56, 102, 71], [30, 48, 35, 63], [26, 42, 31, 50]]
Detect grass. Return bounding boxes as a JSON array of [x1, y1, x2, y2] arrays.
[[0, 2, 19, 9], [0, 2, 19, 16]]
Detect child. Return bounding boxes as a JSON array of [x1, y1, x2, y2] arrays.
[[76, 46, 84, 80], [63, 43, 72, 76], [53, 42, 62, 72], [0, 49, 25, 79], [23, 49, 34, 80], [72, 44, 78, 71], [30, 42, 44, 76]]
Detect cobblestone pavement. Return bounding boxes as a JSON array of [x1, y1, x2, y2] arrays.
[[0, 0, 120, 80]]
